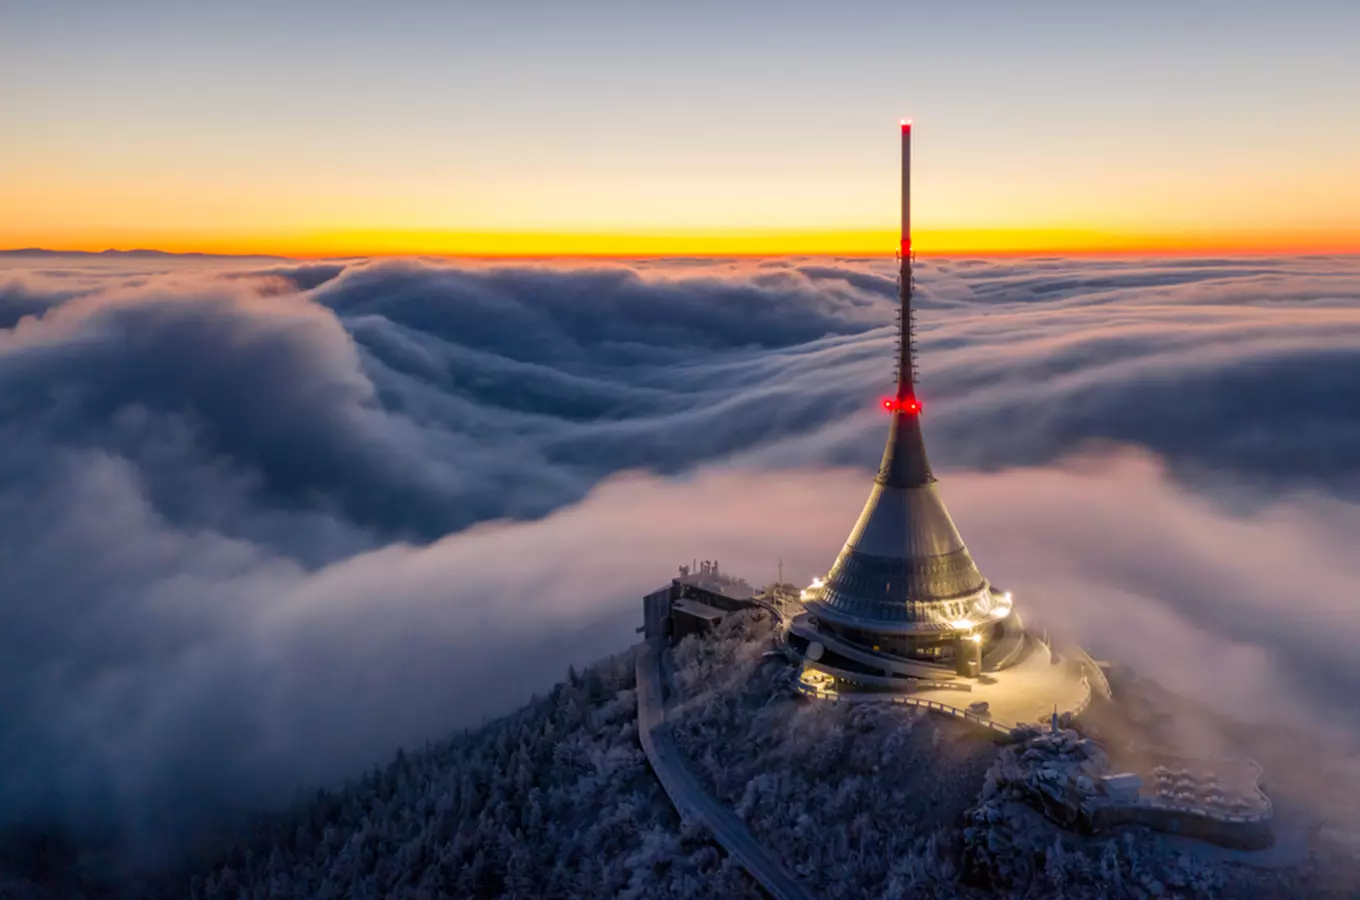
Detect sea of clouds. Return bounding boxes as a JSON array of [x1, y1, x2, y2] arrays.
[[2, 251, 1359, 864]]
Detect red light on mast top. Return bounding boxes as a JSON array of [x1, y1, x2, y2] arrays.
[[900, 118, 912, 130]]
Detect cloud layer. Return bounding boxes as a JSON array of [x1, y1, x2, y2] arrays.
[[1, 251, 1359, 864]]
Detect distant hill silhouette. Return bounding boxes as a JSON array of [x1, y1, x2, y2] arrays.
[[0, 248, 291, 261]]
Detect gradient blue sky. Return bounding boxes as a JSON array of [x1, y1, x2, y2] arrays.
[[4, 0, 1359, 254]]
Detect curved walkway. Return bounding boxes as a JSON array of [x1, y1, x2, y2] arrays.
[[636, 638, 815, 900]]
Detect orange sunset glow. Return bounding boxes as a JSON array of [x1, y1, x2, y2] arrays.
[[5, 2, 1358, 259], [14, 229, 1360, 260]]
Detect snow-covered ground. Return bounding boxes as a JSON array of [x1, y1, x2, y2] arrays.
[[667, 608, 1355, 899]]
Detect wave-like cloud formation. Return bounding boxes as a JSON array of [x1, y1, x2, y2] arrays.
[[1, 252, 1359, 865]]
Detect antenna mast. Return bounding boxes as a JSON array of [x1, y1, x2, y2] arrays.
[[898, 119, 917, 395], [873, 120, 934, 488]]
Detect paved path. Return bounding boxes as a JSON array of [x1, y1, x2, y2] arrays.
[[636, 638, 816, 900], [907, 637, 1091, 730]]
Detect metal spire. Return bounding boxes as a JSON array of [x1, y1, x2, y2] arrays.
[[877, 120, 933, 489], [800, 121, 997, 634]]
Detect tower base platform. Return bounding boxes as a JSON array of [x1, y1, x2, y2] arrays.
[[793, 628, 1104, 737]]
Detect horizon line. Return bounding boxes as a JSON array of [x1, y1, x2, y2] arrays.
[[7, 248, 1360, 262], [6, 226, 1360, 261]]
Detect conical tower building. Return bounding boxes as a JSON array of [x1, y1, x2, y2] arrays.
[[789, 122, 1024, 692]]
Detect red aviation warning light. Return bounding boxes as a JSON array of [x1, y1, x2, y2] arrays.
[[880, 395, 923, 415]]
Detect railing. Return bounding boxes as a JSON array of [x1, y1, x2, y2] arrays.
[[1069, 677, 1093, 719], [793, 679, 1013, 738], [747, 598, 789, 628], [1084, 658, 1113, 699], [1133, 799, 1272, 825], [904, 697, 1015, 737]]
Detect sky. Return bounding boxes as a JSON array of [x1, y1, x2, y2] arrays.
[[4, 0, 1360, 255]]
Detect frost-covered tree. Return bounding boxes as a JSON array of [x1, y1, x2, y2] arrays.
[[172, 649, 760, 900], [10, 606, 1349, 899]]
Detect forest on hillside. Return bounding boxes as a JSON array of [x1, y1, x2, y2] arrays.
[[9, 609, 1357, 899]]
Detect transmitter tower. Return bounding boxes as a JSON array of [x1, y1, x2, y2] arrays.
[[795, 121, 1015, 675], [783, 121, 1106, 717]]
